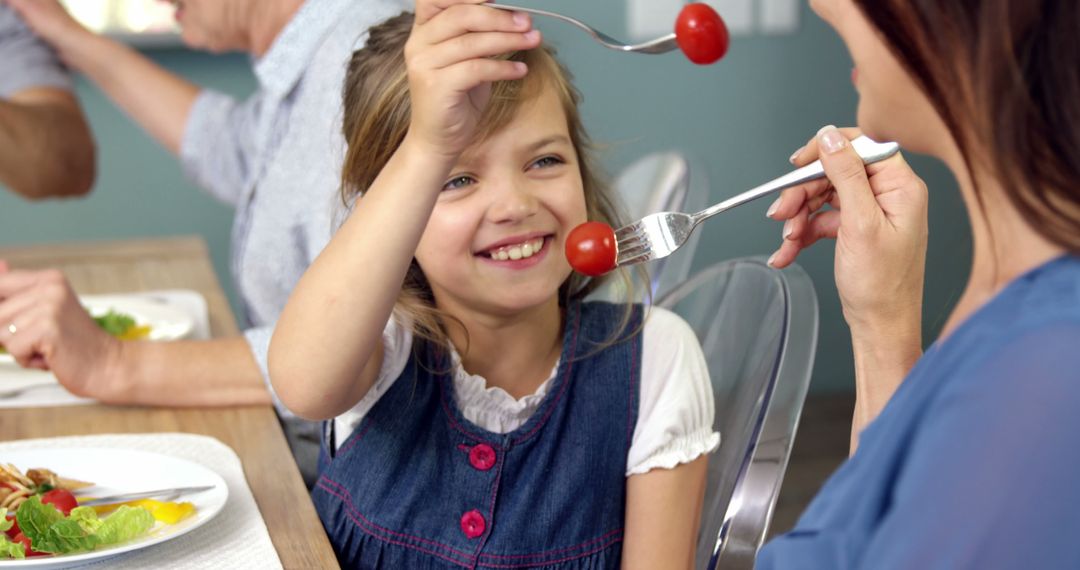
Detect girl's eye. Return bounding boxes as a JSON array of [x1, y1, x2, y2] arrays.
[[530, 155, 565, 170], [442, 175, 475, 191]]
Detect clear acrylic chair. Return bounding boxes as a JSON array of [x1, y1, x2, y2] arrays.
[[656, 257, 819, 570], [599, 151, 708, 302]]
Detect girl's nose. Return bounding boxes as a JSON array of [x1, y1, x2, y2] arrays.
[[486, 181, 539, 224]]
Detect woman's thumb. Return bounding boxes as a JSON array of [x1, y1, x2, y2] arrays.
[[816, 126, 882, 233]]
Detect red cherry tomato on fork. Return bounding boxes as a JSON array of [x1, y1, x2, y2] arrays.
[[675, 3, 729, 65], [565, 222, 617, 277], [41, 488, 78, 516]]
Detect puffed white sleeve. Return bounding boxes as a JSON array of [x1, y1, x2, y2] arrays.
[[626, 306, 720, 476], [331, 315, 413, 449]]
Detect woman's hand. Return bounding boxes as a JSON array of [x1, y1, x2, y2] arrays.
[[767, 126, 928, 448], [404, 0, 541, 159], [767, 126, 928, 336], [5, 0, 93, 60], [0, 262, 124, 399]]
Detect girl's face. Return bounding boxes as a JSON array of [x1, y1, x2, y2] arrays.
[[810, 0, 950, 157], [414, 87, 587, 318]]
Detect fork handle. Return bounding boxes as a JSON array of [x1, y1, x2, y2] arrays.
[[693, 136, 900, 223]]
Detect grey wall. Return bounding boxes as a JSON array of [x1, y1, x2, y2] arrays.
[[0, 2, 973, 392]]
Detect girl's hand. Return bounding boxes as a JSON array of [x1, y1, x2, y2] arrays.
[[766, 126, 928, 336], [5, 0, 92, 58], [0, 262, 123, 399], [405, 0, 541, 159]]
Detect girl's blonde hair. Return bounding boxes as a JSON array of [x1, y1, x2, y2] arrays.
[[340, 12, 644, 355]]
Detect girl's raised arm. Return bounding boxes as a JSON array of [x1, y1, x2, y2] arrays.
[[268, 1, 540, 420]]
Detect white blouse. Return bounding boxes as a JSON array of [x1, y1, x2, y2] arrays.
[[333, 306, 720, 476]]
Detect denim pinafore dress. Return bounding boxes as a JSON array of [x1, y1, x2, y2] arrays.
[[312, 301, 643, 569]]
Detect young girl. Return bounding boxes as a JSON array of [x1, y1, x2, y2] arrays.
[[269, 1, 718, 567]]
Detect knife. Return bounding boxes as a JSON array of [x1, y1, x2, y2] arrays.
[[76, 485, 215, 506]]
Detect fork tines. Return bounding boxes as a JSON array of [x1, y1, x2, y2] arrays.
[[614, 223, 653, 267]]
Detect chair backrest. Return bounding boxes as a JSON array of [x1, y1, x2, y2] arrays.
[[657, 258, 819, 570], [598, 151, 706, 302]]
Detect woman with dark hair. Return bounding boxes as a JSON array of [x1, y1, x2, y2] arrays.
[[760, 0, 1080, 566]]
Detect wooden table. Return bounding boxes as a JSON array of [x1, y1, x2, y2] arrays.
[[0, 236, 339, 569]]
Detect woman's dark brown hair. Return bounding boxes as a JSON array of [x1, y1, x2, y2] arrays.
[[854, 0, 1079, 251]]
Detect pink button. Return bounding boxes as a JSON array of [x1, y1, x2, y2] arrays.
[[469, 444, 496, 471], [460, 510, 486, 539]]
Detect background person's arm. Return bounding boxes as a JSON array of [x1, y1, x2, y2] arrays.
[[7, 0, 199, 155], [0, 263, 271, 406], [0, 87, 95, 199]]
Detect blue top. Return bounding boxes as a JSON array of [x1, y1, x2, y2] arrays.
[[312, 301, 642, 568], [759, 255, 1080, 569]]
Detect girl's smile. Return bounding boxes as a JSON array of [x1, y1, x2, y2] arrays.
[[476, 234, 553, 268]]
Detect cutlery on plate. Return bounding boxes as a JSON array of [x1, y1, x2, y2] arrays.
[[76, 485, 215, 506]]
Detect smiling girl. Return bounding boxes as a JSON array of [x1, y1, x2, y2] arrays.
[[268, 1, 717, 567]]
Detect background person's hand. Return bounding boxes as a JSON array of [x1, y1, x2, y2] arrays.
[[4, 0, 92, 59], [0, 262, 124, 399], [766, 125, 928, 336], [404, 0, 540, 159]]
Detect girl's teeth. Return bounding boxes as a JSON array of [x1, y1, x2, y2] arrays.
[[489, 238, 545, 260]]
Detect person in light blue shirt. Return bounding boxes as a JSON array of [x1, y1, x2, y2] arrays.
[[0, 0, 405, 485], [759, 0, 1080, 567], [0, 5, 94, 199]]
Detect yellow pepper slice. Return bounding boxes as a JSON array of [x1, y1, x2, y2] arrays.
[[92, 499, 195, 524]]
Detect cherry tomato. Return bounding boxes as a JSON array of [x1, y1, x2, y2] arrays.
[[675, 3, 729, 65], [41, 489, 78, 516], [565, 221, 617, 277], [5, 513, 19, 539], [12, 532, 47, 557]]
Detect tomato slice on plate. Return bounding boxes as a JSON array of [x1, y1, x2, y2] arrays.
[[41, 489, 78, 516], [565, 222, 617, 277], [675, 3, 730, 65]]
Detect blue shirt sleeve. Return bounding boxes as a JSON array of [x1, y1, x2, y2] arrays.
[[0, 6, 71, 97], [863, 321, 1080, 569]]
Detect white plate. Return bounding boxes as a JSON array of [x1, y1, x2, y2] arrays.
[[0, 295, 194, 365], [0, 448, 228, 568]]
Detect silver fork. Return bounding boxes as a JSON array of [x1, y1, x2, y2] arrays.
[[615, 136, 902, 267], [487, 3, 678, 54]]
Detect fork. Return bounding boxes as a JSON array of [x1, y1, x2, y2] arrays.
[[615, 136, 902, 267], [487, 3, 678, 54]]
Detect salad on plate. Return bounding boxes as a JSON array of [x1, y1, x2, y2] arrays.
[[0, 463, 193, 560]]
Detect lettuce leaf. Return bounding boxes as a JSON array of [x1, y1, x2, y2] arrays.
[[0, 508, 12, 533], [68, 506, 104, 533], [12, 497, 155, 556], [95, 506, 154, 545], [93, 310, 136, 336], [15, 497, 100, 554], [0, 534, 25, 560]]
